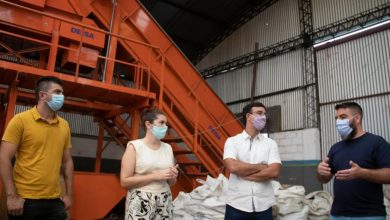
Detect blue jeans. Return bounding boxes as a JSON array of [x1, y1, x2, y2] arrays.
[[224, 204, 273, 220], [8, 198, 67, 220], [330, 216, 386, 220]]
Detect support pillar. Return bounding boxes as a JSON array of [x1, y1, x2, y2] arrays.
[[0, 81, 18, 219], [47, 20, 60, 72], [104, 1, 120, 84], [299, 0, 318, 128], [95, 124, 105, 173], [130, 110, 140, 140]]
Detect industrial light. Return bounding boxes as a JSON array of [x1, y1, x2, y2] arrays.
[[313, 19, 390, 48]]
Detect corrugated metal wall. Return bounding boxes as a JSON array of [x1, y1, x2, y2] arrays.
[[256, 49, 303, 94], [206, 49, 305, 130], [317, 29, 390, 192], [196, 0, 300, 70], [205, 65, 253, 103], [312, 0, 390, 29], [229, 89, 304, 130], [15, 105, 99, 136], [317, 29, 390, 103]]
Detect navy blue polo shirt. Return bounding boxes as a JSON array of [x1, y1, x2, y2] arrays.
[[328, 132, 390, 216]]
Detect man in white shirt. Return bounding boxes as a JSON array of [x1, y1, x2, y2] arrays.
[[223, 102, 281, 220]]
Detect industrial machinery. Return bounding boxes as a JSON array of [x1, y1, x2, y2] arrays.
[[0, 0, 242, 218]]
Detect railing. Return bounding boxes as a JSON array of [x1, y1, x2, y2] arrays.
[[0, 0, 166, 96]]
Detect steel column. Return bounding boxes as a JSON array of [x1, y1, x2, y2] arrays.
[[47, 20, 60, 72], [299, 0, 318, 128], [95, 124, 105, 173], [104, 1, 120, 84], [3, 80, 18, 132], [0, 78, 18, 215], [130, 110, 140, 140]]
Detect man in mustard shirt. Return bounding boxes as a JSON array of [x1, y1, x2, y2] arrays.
[[0, 76, 74, 219]]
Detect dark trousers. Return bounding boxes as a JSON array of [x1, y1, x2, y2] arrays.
[[8, 199, 67, 220], [224, 204, 273, 220]]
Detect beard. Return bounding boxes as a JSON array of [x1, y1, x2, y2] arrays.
[[345, 121, 357, 141]]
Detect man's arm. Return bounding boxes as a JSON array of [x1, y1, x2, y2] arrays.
[[0, 141, 25, 216], [358, 167, 390, 184], [336, 160, 390, 184], [61, 148, 74, 210], [224, 158, 268, 177], [242, 163, 281, 182]]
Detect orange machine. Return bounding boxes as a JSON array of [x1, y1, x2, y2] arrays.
[[0, 0, 243, 219]]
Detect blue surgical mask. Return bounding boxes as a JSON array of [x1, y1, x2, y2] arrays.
[[151, 125, 168, 140], [336, 119, 352, 140], [47, 94, 64, 111]]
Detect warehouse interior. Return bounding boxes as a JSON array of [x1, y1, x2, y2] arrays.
[[0, 0, 390, 219]]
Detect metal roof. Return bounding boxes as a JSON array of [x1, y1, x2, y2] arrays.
[[140, 0, 278, 63]]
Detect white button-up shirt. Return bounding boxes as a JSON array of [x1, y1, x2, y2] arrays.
[[223, 130, 281, 212]]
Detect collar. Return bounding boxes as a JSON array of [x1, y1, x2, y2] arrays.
[[241, 130, 264, 141], [32, 106, 59, 124]]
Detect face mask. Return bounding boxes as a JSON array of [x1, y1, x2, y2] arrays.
[[336, 119, 353, 140], [47, 94, 64, 111], [252, 115, 266, 131], [151, 125, 168, 140]]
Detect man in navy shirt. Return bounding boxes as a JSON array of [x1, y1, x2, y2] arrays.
[[317, 102, 390, 220]]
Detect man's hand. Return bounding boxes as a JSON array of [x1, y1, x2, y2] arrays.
[[316, 157, 333, 183], [317, 157, 331, 176], [335, 160, 361, 180], [61, 194, 72, 210], [7, 194, 25, 216]]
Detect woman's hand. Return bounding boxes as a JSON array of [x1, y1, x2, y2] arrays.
[[152, 167, 176, 180], [169, 164, 179, 179]]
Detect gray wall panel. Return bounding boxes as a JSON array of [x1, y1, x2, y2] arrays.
[[197, 0, 300, 69], [256, 49, 304, 94], [58, 112, 98, 136], [312, 0, 390, 29], [317, 29, 390, 103], [14, 105, 99, 136], [228, 89, 305, 130], [206, 65, 253, 103], [206, 49, 304, 103]]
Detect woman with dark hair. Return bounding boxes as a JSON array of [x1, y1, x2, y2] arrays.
[[120, 108, 178, 220]]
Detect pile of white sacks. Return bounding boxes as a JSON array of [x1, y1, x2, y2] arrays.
[[174, 174, 390, 220], [385, 185, 390, 220], [173, 174, 331, 219]]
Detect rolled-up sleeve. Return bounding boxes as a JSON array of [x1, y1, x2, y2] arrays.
[[268, 140, 282, 164], [223, 137, 237, 160]]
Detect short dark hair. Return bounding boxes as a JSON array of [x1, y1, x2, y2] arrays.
[[141, 108, 165, 130], [35, 76, 63, 101], [241, 102, 266, 126], [335, 102, 363, 118]]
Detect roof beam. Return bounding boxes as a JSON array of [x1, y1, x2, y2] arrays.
[[170, 34, 205, 49], [200, 2, 390, 78], [193, 0, 279, 63], [200, 36, 304, 78], [160, 0, 228, 28]]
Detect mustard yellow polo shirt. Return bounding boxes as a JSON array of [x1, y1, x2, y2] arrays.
[[2, 106, 71, 199]]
